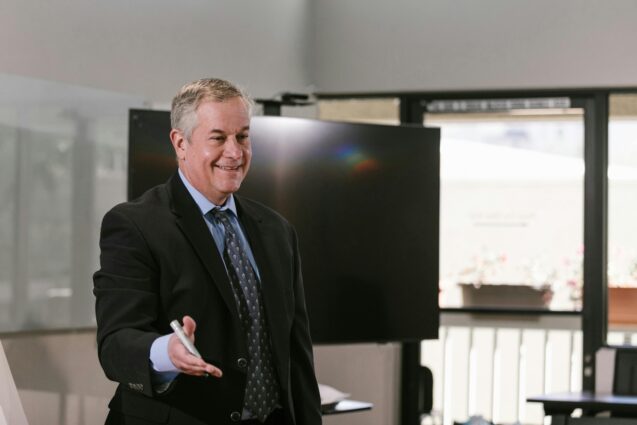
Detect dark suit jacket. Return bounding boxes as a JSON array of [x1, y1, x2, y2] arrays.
[[94, 174, 321, 425]]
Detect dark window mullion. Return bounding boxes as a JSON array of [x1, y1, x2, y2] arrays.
[[575, 93, 609, 392]]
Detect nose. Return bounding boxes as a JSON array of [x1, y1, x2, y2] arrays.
[[223, 136, 242, 159]]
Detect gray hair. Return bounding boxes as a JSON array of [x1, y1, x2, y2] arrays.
[[171, 78, 253, 140]]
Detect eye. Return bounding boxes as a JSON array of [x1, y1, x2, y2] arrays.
[[237, 134, 249, 143], [210, 135, 226, 142]]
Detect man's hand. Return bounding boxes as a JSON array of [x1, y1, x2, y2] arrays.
[[168, 316, 223, 378]]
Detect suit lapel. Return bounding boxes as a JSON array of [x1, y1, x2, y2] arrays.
[[168, 174, 241, 322]]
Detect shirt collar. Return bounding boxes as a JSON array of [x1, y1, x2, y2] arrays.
[[178, 169, 238, 216]]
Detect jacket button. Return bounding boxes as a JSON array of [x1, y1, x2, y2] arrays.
[[230, 411, 241, 422], [237, 357, 248, 368]]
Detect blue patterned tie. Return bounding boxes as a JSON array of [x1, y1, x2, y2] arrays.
[[211, 209, 280, 422]]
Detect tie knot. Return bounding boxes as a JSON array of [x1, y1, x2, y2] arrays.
[[210, 208, 233, 228], [210, 207, 227, 218]]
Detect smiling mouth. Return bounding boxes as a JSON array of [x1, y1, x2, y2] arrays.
[[216, 164, 241, 171]]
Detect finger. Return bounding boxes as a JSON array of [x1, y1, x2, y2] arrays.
[[179, 353, 208, 369], [168, 334, 201, 368], [177, 354, 222, 378], [176, 356, 223, 378], [182, 315, 197, 340], [179, 366, 208, 376], [172, 354, 206, 372], [205, 364, 223, 378], [178, 362, 209, 376], [170, 345, 210, 370]]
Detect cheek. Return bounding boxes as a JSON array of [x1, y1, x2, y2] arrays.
[[198, 148, 220, 164]]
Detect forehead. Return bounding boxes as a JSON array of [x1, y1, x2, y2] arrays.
[[195, 98, 250, 131]]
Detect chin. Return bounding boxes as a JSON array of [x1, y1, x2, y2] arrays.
[[217, 183, 243, 195]]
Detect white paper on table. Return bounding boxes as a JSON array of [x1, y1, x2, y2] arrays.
[[318, 383, 351, 406]]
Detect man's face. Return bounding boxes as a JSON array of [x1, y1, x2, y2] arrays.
[[171, 97, 251, 205]]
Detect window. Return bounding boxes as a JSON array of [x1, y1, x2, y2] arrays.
[[0, 73, 143, 332], [424, 102, 585, 311]]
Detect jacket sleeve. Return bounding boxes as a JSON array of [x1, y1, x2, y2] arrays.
[[288, 227, 322, 425], [93, 207, 161, 397]]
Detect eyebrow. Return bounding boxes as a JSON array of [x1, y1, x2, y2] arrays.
[[210, 126, 250, 134]]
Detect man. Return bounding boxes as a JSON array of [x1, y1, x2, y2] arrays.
[[94, 78, 322, 425]]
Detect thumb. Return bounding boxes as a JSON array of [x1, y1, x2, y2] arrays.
[[182, 315, 197, 340]]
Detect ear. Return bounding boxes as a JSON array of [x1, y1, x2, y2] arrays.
[[170, 129, 187, 161]]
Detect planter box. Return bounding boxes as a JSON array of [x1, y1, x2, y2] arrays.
[[460, 283, 552, 309], [609, 287, 637, 325]]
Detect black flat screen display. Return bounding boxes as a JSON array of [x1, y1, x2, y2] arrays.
[[129, 110, 440, 343]]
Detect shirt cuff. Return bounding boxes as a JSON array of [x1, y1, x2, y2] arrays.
[[150, 334, 180, 376]]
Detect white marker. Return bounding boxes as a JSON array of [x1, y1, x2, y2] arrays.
[[170, 319, 203, 359]]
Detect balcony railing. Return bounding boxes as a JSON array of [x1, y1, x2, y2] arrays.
[[422, 309, 637, 425], [421, 310, 582, 425]]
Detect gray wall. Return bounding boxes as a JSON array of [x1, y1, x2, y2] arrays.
[[7, 0, 636, 98], [311, 0, 637, 93], [0, 0, 313, 101]]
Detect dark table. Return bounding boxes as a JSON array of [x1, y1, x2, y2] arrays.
[[528, 391, 637, 425]]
